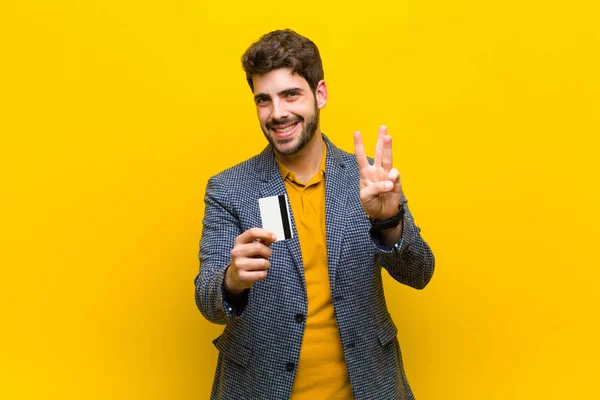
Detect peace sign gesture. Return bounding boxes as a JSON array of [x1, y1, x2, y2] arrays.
[[354, 125, 402, 220]]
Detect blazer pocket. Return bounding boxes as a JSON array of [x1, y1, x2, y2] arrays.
[[213, 334, 253, 368], [376, 316, 398, 347]]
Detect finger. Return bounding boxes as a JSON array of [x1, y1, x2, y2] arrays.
[[238, 270, 269, 284], [256, 236, 276, 247], [361, 180, 394, 200], [388, 167, 401, 184], [236, 227, 277, 245], [353, 131, 370, 170], [231, 241, 272, 260], [382, 134, 393, 171], [373, 125, 387, 168], [234, 257, 271, 271]]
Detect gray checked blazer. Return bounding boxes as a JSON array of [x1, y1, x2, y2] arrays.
[[195, 135, 435, 400]]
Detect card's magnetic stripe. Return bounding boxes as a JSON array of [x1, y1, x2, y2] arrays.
[[278, 194, 292, 240]]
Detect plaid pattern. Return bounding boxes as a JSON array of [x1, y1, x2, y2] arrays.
[[195, 135, 435, 399]]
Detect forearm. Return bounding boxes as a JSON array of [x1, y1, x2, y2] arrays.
[[195, 264, 250, 324], [195, 266, 229, 324], [195, 175, 248, 324], [372, 203, 435, 289]]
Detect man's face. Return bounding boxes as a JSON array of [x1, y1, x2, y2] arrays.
[[252, 69, 325, 156]]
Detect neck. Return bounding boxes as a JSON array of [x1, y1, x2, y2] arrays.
[[275, 130, 325, 183]]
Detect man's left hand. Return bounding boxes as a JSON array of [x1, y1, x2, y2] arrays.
[[353, 125, 402, 220]]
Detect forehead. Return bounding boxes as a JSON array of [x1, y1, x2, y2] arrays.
[[252, 68, 310, 95]]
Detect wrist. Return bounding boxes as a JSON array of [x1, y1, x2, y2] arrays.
[[224, 265, 244, 297], [369, 203, 405, 232], [380, 222, 403, 248]]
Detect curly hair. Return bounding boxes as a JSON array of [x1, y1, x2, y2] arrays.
[[241, 29, 324, 93]]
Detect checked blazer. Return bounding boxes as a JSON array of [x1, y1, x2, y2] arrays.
[[195, 135, 435, 400]]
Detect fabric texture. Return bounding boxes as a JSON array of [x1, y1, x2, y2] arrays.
[[195, 135, 435, 400]]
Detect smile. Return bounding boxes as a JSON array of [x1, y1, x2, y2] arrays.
[[273, 124, 296, 133], [271, 121, 300, 138]]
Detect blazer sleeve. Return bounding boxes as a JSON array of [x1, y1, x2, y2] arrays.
[[194, 175, 248, 324], [370, 192, 435, 290]]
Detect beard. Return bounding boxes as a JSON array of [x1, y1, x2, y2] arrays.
[[261, 102, 319, 156]]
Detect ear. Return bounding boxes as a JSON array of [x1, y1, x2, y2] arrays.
[[315, 80, 328, 110]]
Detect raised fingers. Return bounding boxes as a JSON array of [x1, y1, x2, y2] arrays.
[[353, 131, 370, 170], [382, 134, 393, 171], [373, 125, 387, 168]]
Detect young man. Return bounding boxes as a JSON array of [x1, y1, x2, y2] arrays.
[[195, 29, 435, 400]]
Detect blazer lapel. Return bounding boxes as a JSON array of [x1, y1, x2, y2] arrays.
[[257, 145, 306, 286], [323, 136, 350, 294]]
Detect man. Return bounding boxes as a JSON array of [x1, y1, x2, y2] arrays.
[[195, 29, 435, 399]]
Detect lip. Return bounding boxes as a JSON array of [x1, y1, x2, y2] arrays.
[[271, 121, 300, 140]]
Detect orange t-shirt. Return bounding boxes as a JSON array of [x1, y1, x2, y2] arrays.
[[277, 145, 354, 399]]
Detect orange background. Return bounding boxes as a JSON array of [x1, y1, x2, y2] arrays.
[[1, 0, 599, 398]]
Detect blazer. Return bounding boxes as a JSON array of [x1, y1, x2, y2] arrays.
[[195, 135, 435, 399]]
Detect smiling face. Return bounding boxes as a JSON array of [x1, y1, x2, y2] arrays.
[[252, 68, 327, 157]]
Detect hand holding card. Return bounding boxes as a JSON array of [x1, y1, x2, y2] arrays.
[[224, 228, 276, 298]]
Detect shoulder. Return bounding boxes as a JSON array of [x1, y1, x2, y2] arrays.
[[208, 141, 276, 187], [209, 152, 265, 184]]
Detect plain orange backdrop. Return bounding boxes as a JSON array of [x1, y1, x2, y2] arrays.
[[1, 0, 599, 399]]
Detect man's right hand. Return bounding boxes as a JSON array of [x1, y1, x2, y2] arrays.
[[224, 228, 276, 297]]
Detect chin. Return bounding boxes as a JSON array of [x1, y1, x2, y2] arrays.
[[274, 140, 301, 156]]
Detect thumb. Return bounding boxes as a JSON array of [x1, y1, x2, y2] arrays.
[[361, 180, 394, 200]]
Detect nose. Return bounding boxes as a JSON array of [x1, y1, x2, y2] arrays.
[[271, 99, 290, 121]]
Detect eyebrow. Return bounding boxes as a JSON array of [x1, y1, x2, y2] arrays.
[[279, 87, 305, 96], [254, 87, 305, 102]]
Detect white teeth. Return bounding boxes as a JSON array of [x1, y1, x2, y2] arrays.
[[274, 123, 297, 133]]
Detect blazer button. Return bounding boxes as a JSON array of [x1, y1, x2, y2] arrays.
[[286, 362, 295, 372], [295, 313, 305, 323]]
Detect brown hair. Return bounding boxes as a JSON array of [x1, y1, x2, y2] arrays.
[[241, 29, 324, 93]]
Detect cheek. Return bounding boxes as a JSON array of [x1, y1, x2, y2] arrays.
[[296, 102, 315, 117], [257, 109, 270, 124]]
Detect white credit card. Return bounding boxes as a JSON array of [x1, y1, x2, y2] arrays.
[[258, 194, 293, 241]]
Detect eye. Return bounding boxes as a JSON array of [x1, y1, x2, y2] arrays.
[[255, 97, 270, 105], [286, 91, 299, 98]]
